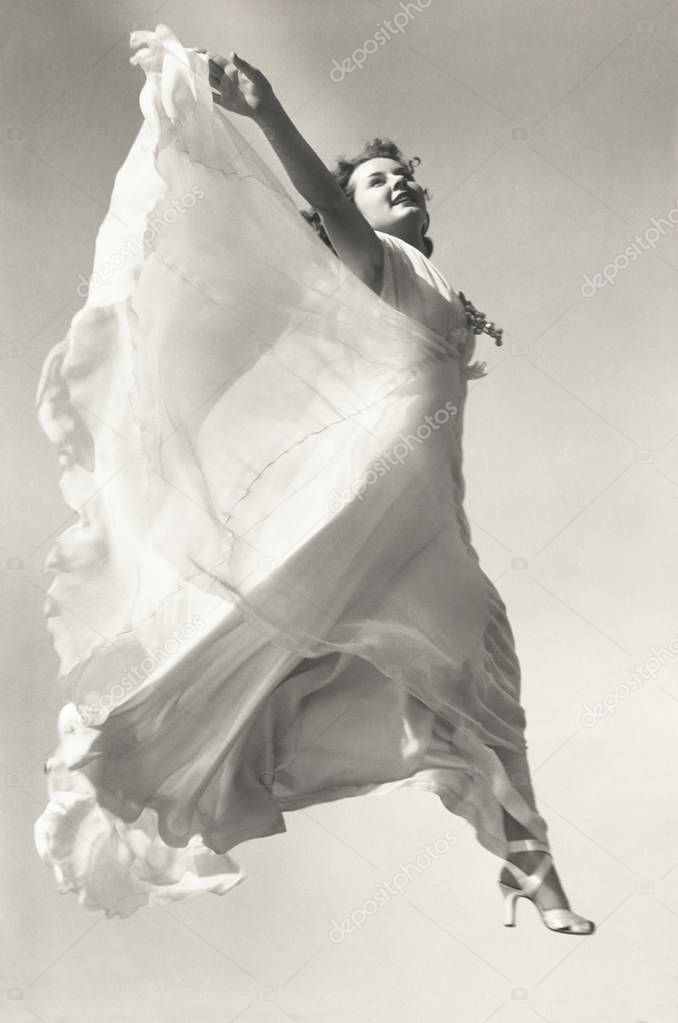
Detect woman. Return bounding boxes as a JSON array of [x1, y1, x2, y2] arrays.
[[35, 26, 593, 933]]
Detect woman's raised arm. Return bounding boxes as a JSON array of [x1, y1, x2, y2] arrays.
[[203, 50, 384, 294]]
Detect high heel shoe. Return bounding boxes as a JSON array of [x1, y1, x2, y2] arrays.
[[499, 838, 596, 935]]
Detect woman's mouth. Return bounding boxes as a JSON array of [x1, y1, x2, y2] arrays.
[[392, 194, 417, 207]]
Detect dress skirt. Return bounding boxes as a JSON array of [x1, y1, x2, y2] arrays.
[[34, 25, 549, 917]]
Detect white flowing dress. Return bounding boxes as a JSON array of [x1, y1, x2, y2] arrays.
[[34, 25, 550, 917]]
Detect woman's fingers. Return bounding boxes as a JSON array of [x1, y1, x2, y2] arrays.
[[200, 48, 261, 111], [207, 59, 226, 82], [208, 55, 242, 91], [230, 52, 255, 74], [206, 51, 229, 70], [208, 58, 235, 98], [209, 67, 240, 107]]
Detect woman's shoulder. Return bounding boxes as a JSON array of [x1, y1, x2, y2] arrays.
[[374, 230, 453, 299], [374, 230, 447, 275], [374, 229, 431, 262]]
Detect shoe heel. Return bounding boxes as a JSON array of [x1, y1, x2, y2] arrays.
[[498, 882, 519, 927]]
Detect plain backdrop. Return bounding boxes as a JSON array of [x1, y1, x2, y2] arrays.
[[2, 1, 678, 1021]]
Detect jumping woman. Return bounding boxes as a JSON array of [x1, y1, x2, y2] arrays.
[[35, 27, 594, 934]]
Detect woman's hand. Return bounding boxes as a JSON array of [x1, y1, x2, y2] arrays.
[[201, 50, 275, 121]]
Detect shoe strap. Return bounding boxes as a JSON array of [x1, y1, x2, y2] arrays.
[[503, 848, 553, 896], [506, 839, 551, 855]]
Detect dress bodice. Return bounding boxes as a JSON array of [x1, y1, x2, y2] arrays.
[[375, 231, 485, 377]]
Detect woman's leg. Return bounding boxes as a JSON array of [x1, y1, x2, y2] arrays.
[[496, 747, 572, 911]]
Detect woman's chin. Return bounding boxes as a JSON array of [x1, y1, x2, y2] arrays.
[[385, 206, 424, 230]]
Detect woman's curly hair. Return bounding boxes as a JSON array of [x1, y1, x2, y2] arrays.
[[300, 137, 433, 258]]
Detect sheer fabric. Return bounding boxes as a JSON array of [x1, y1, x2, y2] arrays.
[[34, 25, 549, 917]]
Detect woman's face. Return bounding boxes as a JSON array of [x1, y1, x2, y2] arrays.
[[347, 157, 428, 242]]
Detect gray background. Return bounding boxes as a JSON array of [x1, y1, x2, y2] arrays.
[[2, 1, 678, 1021]]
